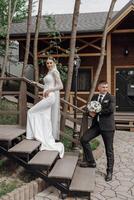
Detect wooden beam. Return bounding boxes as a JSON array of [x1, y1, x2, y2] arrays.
[[89, 43, 101, 51], [0, 77, 22, 81], [106, 34, 111, 92], [77, 43, 89, 52], [0, 111, 19, 114], [19, 81, 27, 127], [78, 38, 101, 51], [107, 6, 134, 33], [38, 45, 68, 56], [38, 37, 102, 56], [113, 29, 134, 33], [1, 91, 20, 95], [38, 52, 106, 58], [10, 34, 102, 41], [38, 45, 52, 55], [21, 43, 34, 58]]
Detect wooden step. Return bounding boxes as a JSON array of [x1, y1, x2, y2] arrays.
[[0, 125, 25, 141], [116, 124, 134, 128], [0, 125, 26, 149], [48, 154, 78, 181], [115, 112, 134, 116], [69, 166, 95, 195], [28, 150, 58, 168], [116, 124, 134, 132], [8, 139, 40, 154]]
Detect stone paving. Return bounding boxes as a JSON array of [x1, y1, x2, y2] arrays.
[[91, 130, 134, 200], [33, 130, 134, 200]]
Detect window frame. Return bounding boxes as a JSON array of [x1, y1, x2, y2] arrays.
[[71, 66, 93, 92]]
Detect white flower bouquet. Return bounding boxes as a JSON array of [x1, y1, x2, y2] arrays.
[[87, 100, 102, 113]]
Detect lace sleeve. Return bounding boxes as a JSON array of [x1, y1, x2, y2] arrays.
[[50, 70, 63, 92]]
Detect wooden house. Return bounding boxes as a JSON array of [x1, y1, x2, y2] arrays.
[[9, 0, 134, 112]]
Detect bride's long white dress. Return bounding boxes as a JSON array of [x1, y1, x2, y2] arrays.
[[26, 69, 64, 158]]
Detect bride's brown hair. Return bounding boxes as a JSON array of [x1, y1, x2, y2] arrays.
[[47, 56, 56, 63]]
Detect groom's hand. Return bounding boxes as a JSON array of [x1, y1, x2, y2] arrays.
[[89, 111, 96, 118]]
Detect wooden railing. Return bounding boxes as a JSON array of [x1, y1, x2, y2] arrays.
[[0, 77, 89, 145], [61, 91, 88, 113]]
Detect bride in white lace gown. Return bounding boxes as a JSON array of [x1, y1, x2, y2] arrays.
[[26, 57, 64, 158]]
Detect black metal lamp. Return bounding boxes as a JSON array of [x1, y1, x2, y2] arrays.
[[73, 54, 81, 108], [72, 54, 81, 151], [123, 48, 129, 56]]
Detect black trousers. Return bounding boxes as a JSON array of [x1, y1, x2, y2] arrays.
[[80, 123, 114, 173]]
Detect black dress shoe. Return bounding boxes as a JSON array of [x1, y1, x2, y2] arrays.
[[105, 172, 112, 182], [79, 161, 96, 168]]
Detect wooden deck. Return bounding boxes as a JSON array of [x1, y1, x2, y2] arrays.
[[69, 112, 134, 131], [115, 112, 134, 131]]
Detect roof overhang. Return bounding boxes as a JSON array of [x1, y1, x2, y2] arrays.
[[107, 3, 134, 33]]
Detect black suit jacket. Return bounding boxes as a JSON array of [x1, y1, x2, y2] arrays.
[[91, 93, 115, 131]]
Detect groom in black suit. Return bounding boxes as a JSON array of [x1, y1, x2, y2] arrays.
[[80, 80, 115, 182]]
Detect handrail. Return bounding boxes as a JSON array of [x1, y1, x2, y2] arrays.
[[23, 77, 44, 89], [0, 76, 86, 114], [60, 98, 85, 114], [23, 77, 86, 113], [0, 76, 88, 145], [22, 77, 35, 86], [0, 77, 23, 81]]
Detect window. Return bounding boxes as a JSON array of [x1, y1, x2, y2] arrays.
[[71, 68, 91, 91]]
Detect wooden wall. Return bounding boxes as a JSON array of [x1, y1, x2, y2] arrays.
[[111, 33, 134, 94]]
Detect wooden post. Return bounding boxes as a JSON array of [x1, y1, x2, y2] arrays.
[[106, 34, 111, 93], [79, 111, 89, 138], [70, 94, 74, 113], [19, 80, 27, 127], [87, 0, 117, 103], [60, 0, 81, 131]]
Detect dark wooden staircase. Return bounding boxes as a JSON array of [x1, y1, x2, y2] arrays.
[[0, 125, 95, 199], [0, 76, 96, 199]]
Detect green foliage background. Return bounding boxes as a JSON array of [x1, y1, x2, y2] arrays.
[[0, 0, 27, 37], [0, 0, 27, 57]]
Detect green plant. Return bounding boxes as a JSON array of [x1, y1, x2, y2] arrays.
[[0, 98, 17, 124], [90, 138, 100, 150], [38, 59, 68, 83], [0, 0, 27, 31], [0, 159, 6, 171], [0, 0, 27, 56], [0, 158, 19, 176], [44, 15, 61, 39], [18, 169, 37, 183], [61, 127, 100, 152], [0, 180, 20, 197], [61, 127, 73, 152], [57, 63, 68, 83]]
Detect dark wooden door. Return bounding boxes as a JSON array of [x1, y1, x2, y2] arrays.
[[116, 68, 134, 112]]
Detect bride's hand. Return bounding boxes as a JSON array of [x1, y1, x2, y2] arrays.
[[43, 90, 50, 97], [31, 81, 37, 86]]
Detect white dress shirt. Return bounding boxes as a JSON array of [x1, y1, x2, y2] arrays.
[[97, 93, 106, 121]]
